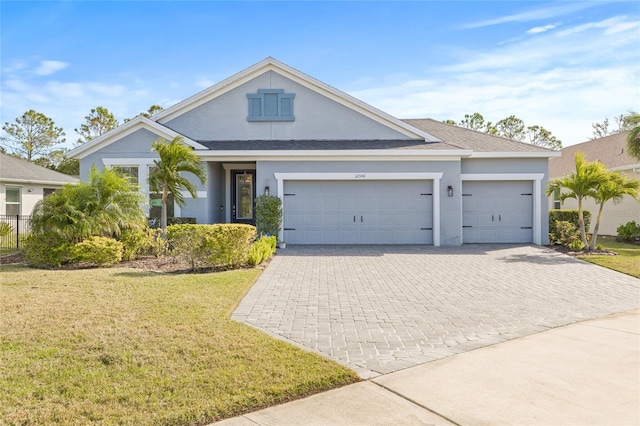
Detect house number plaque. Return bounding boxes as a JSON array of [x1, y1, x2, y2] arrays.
[[354, 173, 366, 179]]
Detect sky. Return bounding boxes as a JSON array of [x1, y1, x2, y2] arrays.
[[1, 1, 638, 150]]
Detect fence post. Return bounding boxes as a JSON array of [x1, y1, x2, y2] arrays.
[[16, 215, 20, 250]]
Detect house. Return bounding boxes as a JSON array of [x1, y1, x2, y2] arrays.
[[0, 152, 79, 216], [549, 132, 640, 236], [68, 57, 558, 246]]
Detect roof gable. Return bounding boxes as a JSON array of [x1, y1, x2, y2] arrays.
[[67, 116, 206, 160], [155, 57, 439, 142], [549, 131, 638, 177], [0, 153, 79, 185]]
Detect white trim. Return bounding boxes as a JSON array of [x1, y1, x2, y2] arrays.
[[222, 163, 257, 170], [273, 172, 443, 246], [197, 150, 471, 160], [0, 178, 77, 186], [68, 116, 206, 160], [470, 151, 561, 158], [155, 57, 440, 142], [610, 163, 640, 172], [461, 173, 545, 245]]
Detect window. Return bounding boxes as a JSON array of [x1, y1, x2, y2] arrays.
[[5, 187, 21, 216], [113, 166, 139, 184], [553, 188, 561, 209], [247, 89, 295, 121], [148, 166, 174, 221], [43, 188, 57, 198]]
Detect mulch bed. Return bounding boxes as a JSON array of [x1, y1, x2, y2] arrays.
[[548, 245, 617, 256]]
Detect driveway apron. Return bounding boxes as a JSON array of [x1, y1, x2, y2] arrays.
[[232, 245, 640, 378]]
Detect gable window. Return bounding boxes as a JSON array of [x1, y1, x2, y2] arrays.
[[5, 187, 21, 216], [247, 89, 295, 122], [43, 188, 57, 198], [114, 166, 140, 186]]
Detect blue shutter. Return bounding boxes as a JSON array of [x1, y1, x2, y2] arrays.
[[247, 89, 295, 121]]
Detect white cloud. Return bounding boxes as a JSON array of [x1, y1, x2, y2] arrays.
[[464, 2, 596, 29], [33, 60, 69, 76], [349, 15, 640, 147], [526, 24, 558, 34]]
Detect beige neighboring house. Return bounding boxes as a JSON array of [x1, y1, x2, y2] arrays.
[[0, 152, 79, 216], [549, 131, 640, 236]]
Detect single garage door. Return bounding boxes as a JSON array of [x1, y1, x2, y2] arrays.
[[462, 181, 533, 243], [283, 180, 433, 244]]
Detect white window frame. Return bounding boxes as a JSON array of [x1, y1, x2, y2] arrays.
[[4, 186, 21, 216]]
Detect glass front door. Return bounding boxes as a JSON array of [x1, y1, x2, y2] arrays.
[[231, 170, 255, 224]]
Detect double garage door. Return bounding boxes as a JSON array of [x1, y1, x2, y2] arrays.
[[283, 180, 433, 244], [462, 181, 533, 243]]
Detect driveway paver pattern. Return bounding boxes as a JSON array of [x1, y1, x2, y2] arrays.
[[232, 245, 640, 378]]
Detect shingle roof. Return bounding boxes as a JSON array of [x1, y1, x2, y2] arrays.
[[549, 131, 637, 177], [197, 139, 461, 151], [0, 153, 79, 184], [403, 118, 554, 153]]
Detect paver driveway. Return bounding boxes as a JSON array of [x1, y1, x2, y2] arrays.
[[232, 245, 640, 378]]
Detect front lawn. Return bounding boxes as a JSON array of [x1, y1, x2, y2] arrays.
[[0, 266, 359, 425], [578, 236, 640, 278]]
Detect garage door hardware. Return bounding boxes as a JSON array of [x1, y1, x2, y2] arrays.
[[521, 193, 532, 196], [353, 216, 364, 222], [462, 193, 472, 196], [420, 227, 433, 230], [284, 228, 296, 231], [491, 215, 503, 222], [420, 193, 432, 196], [463, 226, 472, 228], [521, 226, 533, 229], [284, 193, 296, 196]]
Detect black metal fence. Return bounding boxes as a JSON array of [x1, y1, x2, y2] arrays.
[[0, 215, 32, 251]]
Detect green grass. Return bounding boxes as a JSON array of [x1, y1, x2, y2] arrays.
[[0, 266, 359, 425], [578, 235, 640, 278]]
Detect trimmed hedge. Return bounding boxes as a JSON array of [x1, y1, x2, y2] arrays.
[[22, 233, 74, 268], [167, 223, 256, 270], [72, 236, 123, 266], [549, 210, 591, 237], [119, 228, 168, 261]]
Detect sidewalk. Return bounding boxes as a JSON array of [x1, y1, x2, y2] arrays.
[[214, 309, 640, 425]]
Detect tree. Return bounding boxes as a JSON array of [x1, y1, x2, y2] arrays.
[[624, 111, 640, 160], [33, 149, 80, 176], [546, 152, 609, 248], [75, 106, 118, 144], [142, 104, 164, 118], [1, 110, 65, 161], [526, 125, 562, 150], [494, 115, 526, 141], [590, 115, 628, 140], [443, 113, 561, 149], [31, 165, 146, 242], [589, 171, 639, 250], [148, 136, 207, 234], [124, 104, 165, 122]]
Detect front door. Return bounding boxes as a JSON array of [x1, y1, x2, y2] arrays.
[[231, 170, 256, 224]]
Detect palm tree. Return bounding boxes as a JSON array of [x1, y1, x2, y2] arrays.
[[546, 152, 609, 248], [589, 171, 640, 250], [31, 165, 146, 242], [148, 136, 207, 235], [624, 111, 640, 160]]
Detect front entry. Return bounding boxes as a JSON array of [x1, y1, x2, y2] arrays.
[[231, 170, 256, 224]]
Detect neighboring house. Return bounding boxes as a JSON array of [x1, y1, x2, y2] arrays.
[[549, 132, 640, 236], [0, 152, 79, 216], [68, 57, 558, 246]]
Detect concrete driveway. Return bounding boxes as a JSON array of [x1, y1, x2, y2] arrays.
[[232, 245, 640, 378]]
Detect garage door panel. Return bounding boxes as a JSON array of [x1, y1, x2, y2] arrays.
[[462, 181, 533, 244], [283, 180, 433, 244]]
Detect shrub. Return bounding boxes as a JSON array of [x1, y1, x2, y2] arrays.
[[119, 228, 169, 260], [549, 210, 591, 239], [617, 221, 640, 242], [549, 220, 580, 246], [248, 235, 277, 266], [21, 233, 74, 268], [167, 224, 256, 270], [0, 222, 12, 237], [72, 236, 123, 266], [568, 239, 585, 251], [254, 195, 283, 239]]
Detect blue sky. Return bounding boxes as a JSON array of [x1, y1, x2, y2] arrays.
[[1, 1, 638, 148]]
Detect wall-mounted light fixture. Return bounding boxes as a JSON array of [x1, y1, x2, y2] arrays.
[[264, 186, 270, 196], [27, 188, 33, 193], [447, 185, 454, 197]]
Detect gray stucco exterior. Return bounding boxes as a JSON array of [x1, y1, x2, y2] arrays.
[[70, 57, 556, 246]]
